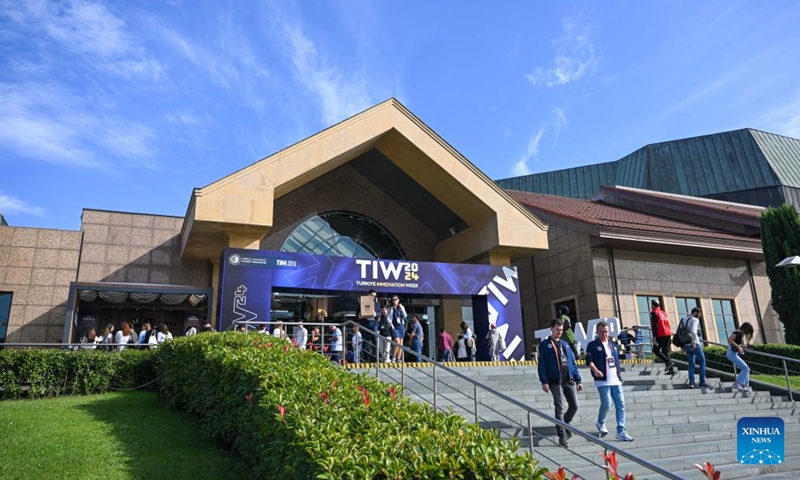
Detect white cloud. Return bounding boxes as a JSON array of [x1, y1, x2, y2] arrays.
[[262, 2, 384, 126], [0, 82, 156, 169], [0, 191, 46, 217], [526, 19, 598, 88], [513, 108, 567, 176], [281, 23, 375, 125], [1, 0, 162, 80]]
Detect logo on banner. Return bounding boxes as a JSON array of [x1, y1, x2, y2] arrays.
[[355, 259, 420, 288], [232, 285, 257, 323], [738, 417, 784, 465], [229, 254, 241, 266]]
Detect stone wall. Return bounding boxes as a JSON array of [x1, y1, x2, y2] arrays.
[[78, 210, 211, 286], [529, 223, 597, 330], [595, 249, 779, 344], [0, 226, 81, 343]]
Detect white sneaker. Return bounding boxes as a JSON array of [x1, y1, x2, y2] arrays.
[[616, 431, 634, 442], [733, 382, 747, 392], [596, 422, 609, 436]]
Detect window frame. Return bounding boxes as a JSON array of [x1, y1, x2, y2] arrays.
[[711, 297, 739, 343]]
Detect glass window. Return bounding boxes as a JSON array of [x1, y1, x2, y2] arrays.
[[281, 212, 404, 260], [635, 294, 663, 356], [712, 298, 738, 341], [0, 292, 12, 344], [675, 297, 708, 340]]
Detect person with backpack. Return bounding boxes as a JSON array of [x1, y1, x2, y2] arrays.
[[649, 299, 675, 374], [679, 308, 709, 389], [558, 306, 580, 359]]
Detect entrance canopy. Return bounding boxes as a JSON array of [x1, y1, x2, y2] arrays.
[[218, 248, 526, 361]]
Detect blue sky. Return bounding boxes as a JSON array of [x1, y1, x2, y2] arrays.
[[2, 0, 800, 230]]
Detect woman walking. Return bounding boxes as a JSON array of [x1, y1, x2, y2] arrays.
[[727, 322, 754, 392]]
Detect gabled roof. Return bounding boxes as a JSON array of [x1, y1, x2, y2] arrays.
[[496, 128, 800, 202], [180, 99, 548, 263], [506, 189, 762, 258]]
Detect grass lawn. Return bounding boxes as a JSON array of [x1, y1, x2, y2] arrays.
[[751, 374, 800, 391], [0, 391, 246, 480]]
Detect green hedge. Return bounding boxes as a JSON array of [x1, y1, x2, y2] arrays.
[[673, 343, 800, 376], [0, 348, 158, 399], [158, 332, 544, 480]]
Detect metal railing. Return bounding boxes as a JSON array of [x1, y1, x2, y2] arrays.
[[333, 319, 681, 480], [675, 339, 799, 406]]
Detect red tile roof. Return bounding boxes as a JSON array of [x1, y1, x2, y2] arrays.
[[506, 190, 761, 245], [601, 186, 763, 223]]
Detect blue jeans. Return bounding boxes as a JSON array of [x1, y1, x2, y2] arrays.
[[411, 339, 423, 362], [597, 385, 626, 433], [727, 348, 750, 386], [683, 344, 707, 385]]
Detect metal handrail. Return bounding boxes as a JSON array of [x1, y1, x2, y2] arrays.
[[339, 319, 682, 480], [681, 339, 798, 405]]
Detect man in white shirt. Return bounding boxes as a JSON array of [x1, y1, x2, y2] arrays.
[[585, 321, 634, 442], [272, 322, 285, 339], [681, 308, 709, 389], [351, 324, 363, 365], [295, 322, 308, 349], [328, 325, 343, 363]]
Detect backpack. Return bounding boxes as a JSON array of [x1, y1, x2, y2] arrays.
[[672, 317, 693, 347]]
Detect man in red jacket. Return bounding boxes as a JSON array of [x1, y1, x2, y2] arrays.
[[649, 299, 675, 374]]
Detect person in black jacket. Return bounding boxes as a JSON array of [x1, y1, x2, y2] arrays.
[[586, 321, 634, 442], [537, 318, 583, 448]]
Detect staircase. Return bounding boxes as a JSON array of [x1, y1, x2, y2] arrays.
[[356, 362, 800, 479]]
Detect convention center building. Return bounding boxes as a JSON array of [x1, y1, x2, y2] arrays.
[[0, 99, 790, 356]]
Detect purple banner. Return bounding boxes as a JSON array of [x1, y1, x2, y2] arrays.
[[218, 249, 525, 361]]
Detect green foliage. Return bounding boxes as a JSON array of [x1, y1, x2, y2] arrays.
[[158, 332, 545, 480], [0, 348, 157, 399], [0, 391, 246, 479], [761, 204, 800, 344]]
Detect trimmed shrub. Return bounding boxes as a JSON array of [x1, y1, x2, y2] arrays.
[[0, 348, 157, 399], [158, 332, 544, 479]]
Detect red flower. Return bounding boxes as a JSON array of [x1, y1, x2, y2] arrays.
[[245, 393, 255, 407], [266, 343, 272, 349], [388, 386, 397, 402], [543, 466, 578, 480], [694, 462, 720, 480], [278, 404, 286, 420], [601, 451, 621, 480], [319, 392, 329, 405], [361, 388, 370, 408], [283, 344, 288, 353]]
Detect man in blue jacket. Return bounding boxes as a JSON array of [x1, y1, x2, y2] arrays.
[[585, 321, 634, 442], [537, 318, 583, 447]]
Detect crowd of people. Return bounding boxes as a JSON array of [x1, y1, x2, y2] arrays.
[[78, 320, 216, 351], [536, 299, 756, 447]]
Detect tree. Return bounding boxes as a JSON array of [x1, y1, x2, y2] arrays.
[[761, 204, 800, 344]]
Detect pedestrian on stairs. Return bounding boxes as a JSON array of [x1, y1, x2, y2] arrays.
[[537, 318, 583, 448], [649, 299, 676, 374], [682, 308, 710, 389], [586, 321, 634, 442], [727, 322, 754, 393]]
